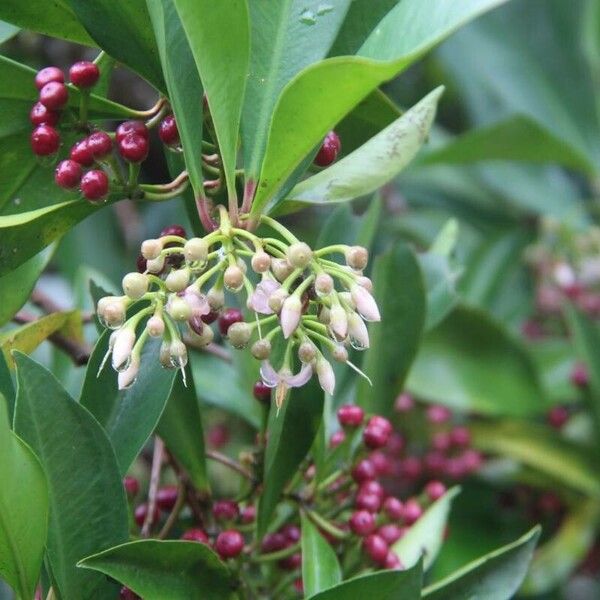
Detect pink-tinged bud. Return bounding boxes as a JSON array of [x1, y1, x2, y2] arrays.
[[350, 284, 380, 322], [281, 295, 302, 338], [329, 303, 348, 339], [146, 315, 165, 337], [287, 242, 312, 269], [315, 273, 334, 296], [356, 276, 373, 292], [141, 239, 162, 260], [118, 355, 140, 389], [97, 296, 127, 329], [298, 341, 317, 363], [268, 288, 289, 314], [183, 238, 208, 262], [112, 328, 136, 371], [332, 345, 348, 363], [316, 356, 335, 395], [347, 312, 369, 349], [165, 268, 189, 292], [146, 255, 165, 274], [345, 246, 369, 270], [122, 272, 148, 300], [271, 258, 294, 282], [251, 251, 271, 273]]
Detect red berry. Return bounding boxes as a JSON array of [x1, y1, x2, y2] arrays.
[[281, 524, 301, 543], [402, 456, 422, 480], [31, 124, 60, 156], [118, 132, 149, 162], [30, 101, 59, 126], [213, 499, 239, 522], [241, 505, 256, 524], [356, 492, 381, 513], [39, 81, 68, 110], [461, 449, 483, 473], [123, 476, 139, 497], [450, 426, 471, 447], [134, 503, 160, 527], [368, 449, 390, 475], [349, 510, 375, 536], [384, 550, 403, 570], [87, 131, 112, 159], [218, 308, 244, 335], [253, 380, 271, 403], [279, 552, 301, 570], [547, 405, 570, 429], [215, 530, 244, 559], [402, 499, 422, 525], [329, 430, 346, 448], [570, 363, 589, 388], [351, 459, 376, 483], [383, 496, 404, 520], [425, 480, 446, 502], [136, 254, 148, 273], [424, 451, 447, 475], [359, 480, 385, 499], [55, 159, 82, 189], [69, 61, 100, 88], [35, 66, 64, 90], [367, 415, 392, 434], [446, 457, 467, 479], [378, 524, 403, 545], [363, 424, 390, 449], [158, 114, 180, 146], [337, 404, 364, 427], [314, 130, 341, 167], [120, 587, 141, 600], [116, 120, 149, 143], [261, 532, 288, 553], [181, 528, 209, 544], [432, 431, 451, 452], [427, 405, 452, 424], [207, 423, 230, 449], [294, 578, 304, 594], [81, 170, 109, 201], [201, 310, 219, 324], [387, 432, 405, 455], [394, 392, 414, 413], [363, 534, 388, 565], [70, 139, 95, 166], [156, 485, 179, 511], [160, 224, 187, 238]]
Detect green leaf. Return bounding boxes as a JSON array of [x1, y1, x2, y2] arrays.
[[257, 380, 323, 537], [522, 500, 600, 595], [281, 88, 443, 212], [301, 513, 342, 596], [406, 305, 546, 416], [0, 395, 48, 600], [78, 539, 237, 600], [68, 0, 165, 90], [424, 527, 541, 600], [0, 244, 54, 327], [157, 368, 209, 492], [173, 0, 250, 201], [0, 21, 19, 43], [393, 487, 460, 571], [306, 561, 422, 600], [421, 116, 595, 174], [146, 0, 204, 196], [250, 0, 509, 213], [357, 242, 426, 416], [470, 420, 600, 497], [0, 0, 94, 45], [13, 354, 128, 600], [81, 331, 177, 475], [0, 352, 14, 418], [242, 0, 351, 182]]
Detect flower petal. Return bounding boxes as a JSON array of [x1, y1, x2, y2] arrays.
[[286, 363, 313, 388], [260, 360, 280, 387]]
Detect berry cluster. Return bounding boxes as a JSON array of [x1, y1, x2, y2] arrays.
[[96, 211, 380, 399]]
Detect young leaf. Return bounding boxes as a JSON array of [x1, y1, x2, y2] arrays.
[[0, 352, 14, 418], [423, 526, 541, 600], [0, 395, 48, 600], [80, 331, 177, 475], [301, 513, 342, 596], [13, 353, 128, 600], [78, 539, 237, 600], [393, 487, 460, 570], [172, 0, 250, 202], [356, 242, 426, 416]]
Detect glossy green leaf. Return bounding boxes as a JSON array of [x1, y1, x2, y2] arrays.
[[242, 0, 351, 182], [281, 88, 442, 212], [257, 380, 323, 537], [13, 354, 128, 600], [251, 0, 509, 213], [470, 420, 600, 497], [424, 527, 541, 600], [146, 0, 204, 196], [68, 0, 165, 90], [157, 368, 209, 492], [173, 0, 249, 201], [0, 353, 14, 418], [0, 395, 48, 600], [394, 487, 460, 570], [81, 331, 177, 475], [306, 561, 422, 600], [357, 243, 426, 416], [78, 539, 237, 600], [0, 1, 93, 45], [406, 305, 546, 416], [0, 21, 19, 43], [522, 500, 600, 595], [0, 244, 54, 327], [301, 513, 342, 596]]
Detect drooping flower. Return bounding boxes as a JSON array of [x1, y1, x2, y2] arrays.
[[260, 360, 313, 408]]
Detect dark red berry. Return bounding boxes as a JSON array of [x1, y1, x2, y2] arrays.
[[30, 101, 59, 126], [81, 170, 109, 201], [294, 578, 304, 594], [87, 131, 112, 159], [446, 457, 467, 479], [547, 405, 570, 429], [355, 492, 381, 513], [394, 392, 414, 413], [136, 254, 147, 273], [215, 530, 244, 559], [213, 499, 239, 521], [181, 528, 209, 544], [402, 499, 422, 525], [35, 66, 64, 90], [39, 81, 68, 110], [402, 456, 422, 480], [378, 524, 403, 545], [201, 310, 219, 324], [55, 159, 82, 189], [160, 224, 187, 238], [537, 492, 563, 515], [351, 459, 376, 483], [384, 550, 403, 570], [424, 451, 447, 475], [425, 480, 446, 502], [123, 476, 139, 497], [461, 449, 483, 473], [349, 510, 375, 536], [337, 404, 364, 427], [367, 415, 392, 435], [253, 380, 271, 403], [387, 432, 405, 455], [120, 587, 141, 600], [359, 480, 385, 500], [156, 485, 179, 511], [158, 114, 180, 146], [383, 496, 404, 521], [279, 552, 301, 570], [31, 124, 60, 156], [329, 430, 345, 448], [281, 524, 301, 544], [314, 130, 340, 167], [69, 61, 100, 88], [134, 503, 160, 527], [432, 431, 451, 452], [450, 426, 471, 447], [427, 404, 452, 424], [363, 424, 390, 449], [241, 505, 256, 524], [118, 133, 149, 162], [207, 423, 230, 449], [261, 532, 288, 553], [218, 308, 244, 335], [116, 120, 149, 143], [70, 139, 94, 166], [363, 534, 388, 565], [570, 363, 589, 388]]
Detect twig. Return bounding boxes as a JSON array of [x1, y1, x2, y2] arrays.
[[206, 449, 253, 480], [142, 437, 164, 537]]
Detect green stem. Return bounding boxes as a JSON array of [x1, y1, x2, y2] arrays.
[[252, 542, 300, 563], [259, 215, 299, 244], [303, 507, 349, 540]]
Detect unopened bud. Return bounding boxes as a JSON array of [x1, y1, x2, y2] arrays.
[[224, 264, 244, 292], [332, 345, 348, 363], [350, 284, 380, 322], [146, 315, 165, 337], [169, 340, 188, 368], [330, 303, 348, 340], [298, 341, 317, 363], [287, 242, 312, 269], [271, 258, 294, 282], [318, 306, 331, 325], [228, 322, 252, 348], [97, 296, 127, 329], [316, 356, 335, 395], [184, 237, 208, 262], [339, 291, 354, 308], [268, 288, 289, 313], [168, 296, 192, 321], [345, 246, 368, 270], [315, 273, 334, 296], [348, 312, 369, 349], [207, 286, 225, 310], [122, 272, 148, 300], [251, 251, 271, 273], [118, 355, 140, 389], [112, 327, 136, 371], [147, 255, 165, 274], [251, 339, 272, 360], [356, 276, 373, 292], [165, 268, 189, 292], [189, 320, 214, 346], [141, 239, 162, 260], [160, 341, 173, 368], [281, 295, 302, 338]]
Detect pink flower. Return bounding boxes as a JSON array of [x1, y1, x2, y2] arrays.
[[260, 360, 313, 408], [183, 286, 210, 317], [249, 280, 281, 315], [281, 295, 302, 338], [350, 284, 380, 322]]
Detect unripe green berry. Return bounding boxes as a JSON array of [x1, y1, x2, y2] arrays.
[[271, 258, 294, 282], [251, 339, 272, 360], [298, 341, 317, 363], [168, 296, 192, 321], [268, 288, 289, 313], [141, 239, 162, 260], [207, 287, 225, 310], [122, 272, 148, 300], [224, 265, 244, 292], [251, 251, 271, 273], [184, 237, 208, 262], [165, 268, 189, 292], [315, 273, 334, 296], [227, 322, 252, 348], [287, 242, 312, 269], [146, 315, 164, 337], [345, 246, 369, 270]]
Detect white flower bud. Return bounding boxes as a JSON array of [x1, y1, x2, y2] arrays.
[[287, 242, 312, 269], [122, 272, 149, 300], [347, 312, 370, 349], [146, 255, 165, 274], [118, 355, 140, 390], [159, 341, 173, 368], [329, 303, 348, 340], [271, 258, 294, 282], [146, 315, 165, 337], [183, 237, 208, 262], [112, 327, 136, 371], [281, 295, 302, 338], [298, 341, 317, 363], [168, 296, 192, 321], [224, 264, 244, 292], [169, 340, 188, 369], [251, 251, 271, 273], [350, 284, 380, 322], [251, 339, 272, 360], [207, 286, 225, 310], [141, 239, 162, 260], [97, 296, 127, 329], [356, 276, 373, 292], [190, 322, 214, 346], [268, 288, 289, 313], [227, 322, 252, 348], [315, 273, 334, 296], [165, 268, 189, 292], [318, 306, 331, 325], [345, 246, 369, 270], [332, 345, 348, 363], [316, 356, 335, 395]]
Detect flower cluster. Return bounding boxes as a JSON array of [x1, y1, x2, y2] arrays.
[[96, 208, 380, 401]]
